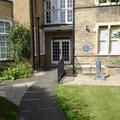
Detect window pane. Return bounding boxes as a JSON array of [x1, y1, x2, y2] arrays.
[[52, 0, 58, 9], [110, 41, 118, 54], [0, 22, 4, 27], [99, 28, 108, 41], [47, 1, 51, 9], [67, 10, 72, 22], [1, 47, 6, 52], [61, 10, 65, 22], [46, 11, 51, 23], [0, 28, 4, 33], [99, 41, 107, 54], [1, 53, 6, 58], [111, 28, 119, 40], [5, 22, 10, 33], [1, 42, 5, 47], [0, 36, 5, 41], [67, 0, 73, 8], [0, 20, 11, 59], [61, 0, 65, 8], [53, 11, 58, 23], [45, 0, 73, 24]]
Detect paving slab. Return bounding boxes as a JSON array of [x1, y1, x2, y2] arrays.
[[62, 74, 120, 86], [0, 80, 36, 105], [17, 68, 65, 120]]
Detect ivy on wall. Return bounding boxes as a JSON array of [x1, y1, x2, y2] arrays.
[[7, 23, 31, 61]]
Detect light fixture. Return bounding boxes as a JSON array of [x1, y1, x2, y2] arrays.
[[84, 25, 88, 31]]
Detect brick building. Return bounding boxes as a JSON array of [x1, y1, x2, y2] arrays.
[[0, 0, 120, 69]]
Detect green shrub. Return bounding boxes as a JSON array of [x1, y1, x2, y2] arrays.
[[74, 68, 79, 74], [99, 0, 107, 3], [99, 0, 119, 3], [0, 60, 32, 81], [111, 57, 120, 65], [7, 23, 31, 61]]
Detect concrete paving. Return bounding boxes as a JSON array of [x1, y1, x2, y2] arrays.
[[17, 68, 65, 120], [0, 79, 36, 105], [62, 74, 120, 86], [0, 71, 47, 105]]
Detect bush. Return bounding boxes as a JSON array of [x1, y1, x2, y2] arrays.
[[99, 0, 119, 3], [111, 57, 120, 65], [7, 23, 31, 61], [0, 60, 32, 81]]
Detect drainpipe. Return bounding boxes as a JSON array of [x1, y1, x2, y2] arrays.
[[37, 16, 40, 68], [30, 0, 35, 68], [72, 0, 75, 73], [35, 0, 40, 69]]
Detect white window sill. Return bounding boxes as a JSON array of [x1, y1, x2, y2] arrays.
[[97, 54, 120, 56], [99, 2, 120, 6], [110, 53, 120, 55], [0, 58, 8, 61]]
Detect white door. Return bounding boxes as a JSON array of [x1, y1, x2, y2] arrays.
[[51, 39, 70, 64]]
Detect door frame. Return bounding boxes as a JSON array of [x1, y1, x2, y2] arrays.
[[51, 38, 71, 64]]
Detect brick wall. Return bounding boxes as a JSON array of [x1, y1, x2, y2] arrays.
[[0, 1, 12, 19], [75, 0, 120, 65], [13, 0, 31, 27]]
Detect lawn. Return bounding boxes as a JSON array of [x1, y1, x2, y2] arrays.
[[55, 85, 120, 120], [0, 97, 19, 120]]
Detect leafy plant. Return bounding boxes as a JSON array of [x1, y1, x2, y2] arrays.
[[111, 57, 120, 65], [99, 0, 107, 3], [74, 68, 79, 74], [0, 60, 32, 81], [99, 0, 119, 3], [7, 23, 31, 61], [113, 31, 120, 38]]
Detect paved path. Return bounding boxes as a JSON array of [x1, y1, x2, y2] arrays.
[[17, 69, 65, 120], [0, 77, 37, 105]]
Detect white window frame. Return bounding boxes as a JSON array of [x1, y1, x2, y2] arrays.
[[44, 0, 73, 25], [51, 36, 71, 64], [0, 18, 12, 60], [98, 27, 108, 54], [96, 23, 120, 55], [110, 27, 119, 54]]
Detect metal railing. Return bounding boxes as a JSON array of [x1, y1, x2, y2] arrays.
[[58, 58, 64, 82]]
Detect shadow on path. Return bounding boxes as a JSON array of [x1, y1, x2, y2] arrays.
[[17, 68, 65, 120]]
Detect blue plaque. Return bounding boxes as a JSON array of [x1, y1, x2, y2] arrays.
[[83, 45, 90, 52]]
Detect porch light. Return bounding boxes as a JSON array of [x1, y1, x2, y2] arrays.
[[84, 25, 88, 31]]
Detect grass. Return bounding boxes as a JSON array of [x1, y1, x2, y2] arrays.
[[0, 97, 19, 120], [55, 85, 120, 120]]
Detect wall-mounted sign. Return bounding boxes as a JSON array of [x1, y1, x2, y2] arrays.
[[83, 44, 90, 52]]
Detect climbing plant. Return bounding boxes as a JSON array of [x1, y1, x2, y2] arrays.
[[7, 23, 31, 61]]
